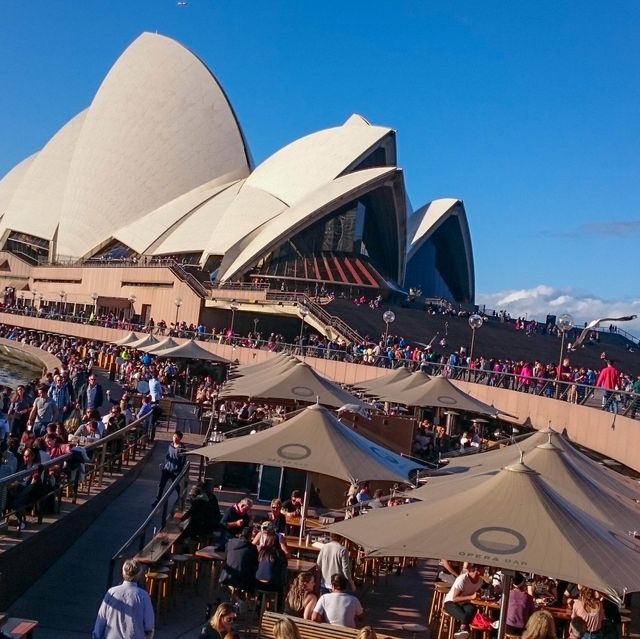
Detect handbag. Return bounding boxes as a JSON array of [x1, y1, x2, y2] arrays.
[[472, 611, 495, 631]]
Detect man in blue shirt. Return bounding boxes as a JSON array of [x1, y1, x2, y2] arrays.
[[93, 559, 154, 639]]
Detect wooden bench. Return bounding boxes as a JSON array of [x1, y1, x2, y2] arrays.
[[1, 616, 38, 638], [260, 611, 402, 639]]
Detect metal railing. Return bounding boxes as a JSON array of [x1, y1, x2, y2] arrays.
[[264, 291, 364, 345], [0, 413, 152, 535], [1, 310, 638, 421], [106, 461, 190, 588]]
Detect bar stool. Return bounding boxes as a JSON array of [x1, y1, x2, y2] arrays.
[[437, 610, 457, 639], [429, 582, 450, 629], [170, 554, 196, 592], [145, 571, 170, 623], [194, 546, 225, 603]]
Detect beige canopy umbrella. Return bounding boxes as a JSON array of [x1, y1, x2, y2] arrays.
[[113, 331, 140, 346], [224, 357, 300, 394], [326, 461, 640, 600], [353, 366, 412, 392], [410, 437, 640, 532], [227, 353, 296, 380], [189, 403, 422, 485], [127, 333, 160, 350], [220, 361, 365, 409], [152, 339, 229, 363], [377, 375, 499, 416], [367, 370, 431, 400], [190, 403, 425, 541], [235, 353, 297, 376], [415, 427, 640, 503], [138, 337, 180, 353]]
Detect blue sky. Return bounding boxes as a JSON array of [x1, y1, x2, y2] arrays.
[[1, 1, 639, 324]]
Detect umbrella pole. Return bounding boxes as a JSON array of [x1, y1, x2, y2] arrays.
[[496, 572, 513, 639], [298, 473, 311, 544]]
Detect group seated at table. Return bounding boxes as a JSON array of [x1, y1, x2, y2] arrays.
[[441, 560, 620, 639]]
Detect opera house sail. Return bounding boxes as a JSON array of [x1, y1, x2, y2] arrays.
[[0, 32, 474, 305]]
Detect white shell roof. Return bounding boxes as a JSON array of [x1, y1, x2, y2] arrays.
[[0, 154, 37, 220], [113, 173, 244, 254], [407, 198, 461, 256], [201, 185, 288, 260], [245, 118, 392, 207], [55, 32, 251, 258], [146, 179, 244, 256], [0, 111, 87, 242], [200, 116, 394, 263], [218, 167, 399, 281]]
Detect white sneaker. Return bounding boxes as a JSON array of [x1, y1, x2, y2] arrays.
[[454, 631, 469, 639], [491, 621, 500, 629]]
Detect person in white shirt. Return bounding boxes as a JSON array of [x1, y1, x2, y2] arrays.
[[443, 563, 485, 639], [312, 573, 363, 628], [148, 373, 162, 403]]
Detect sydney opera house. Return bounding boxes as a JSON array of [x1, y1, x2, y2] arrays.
[[0, 33, 474, 327]]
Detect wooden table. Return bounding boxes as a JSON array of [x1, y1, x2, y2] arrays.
[[194, 545, 226, 603], [284, 535, 323, 558], [135, 519, 186, 565], [284, 515, 323, 533], [287, 558, 316, 575]]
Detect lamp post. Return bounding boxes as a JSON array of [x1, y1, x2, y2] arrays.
[[555, 313, 574, 398], [253, 318, 259, 338], [91, 292, 98, 315], [468, 313, 484, 365], [19, 292, 24, 307], [174, 297, 183, 326], [298, 304, 309, 359], [382, 310, 395, 344], [31, 290, 37, 308], [229, 301, 239, 337], [59, 290, 66, 315]]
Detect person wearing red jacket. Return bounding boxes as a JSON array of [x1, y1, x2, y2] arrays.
[[596, 360, 621, 413]]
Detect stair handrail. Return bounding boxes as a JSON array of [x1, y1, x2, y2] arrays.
[[264, 290, 364, 344]]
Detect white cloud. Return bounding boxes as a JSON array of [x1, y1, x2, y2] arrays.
[[477, 285, 640, 333]]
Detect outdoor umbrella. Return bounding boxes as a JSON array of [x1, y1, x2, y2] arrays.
[[325, 460, 640, 600], [353, 366, 412, 392], [223, 357, 300, 394], [190, 403, 421, 484], [113, 331, 140, 346], [220, 361, 365, 409], [366, 370, 431, 400], [189, 403, 425, 539], [127, 334, 160, 350], [235, 353, 296, 376], [151, 339, 229, 363], [409, 436, 640, 532], [138, 337, 180, 353], [377, 375, 499, 416]]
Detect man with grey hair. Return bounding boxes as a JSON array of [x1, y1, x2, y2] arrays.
[[93, 559, 154, 639]]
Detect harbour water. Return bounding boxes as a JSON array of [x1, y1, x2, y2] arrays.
[[0, 355, 42, 387]]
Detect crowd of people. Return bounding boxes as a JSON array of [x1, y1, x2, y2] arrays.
[[0, 326, 168, 530]]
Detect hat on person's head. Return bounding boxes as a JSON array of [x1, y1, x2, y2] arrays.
[[261, 521, 274, 532]]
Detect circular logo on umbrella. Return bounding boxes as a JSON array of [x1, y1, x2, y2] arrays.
[[291, 386, 315, 398], [438, 395, 457, 405], [277, 444, 312, 460], [470, 527, 527, 555]]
